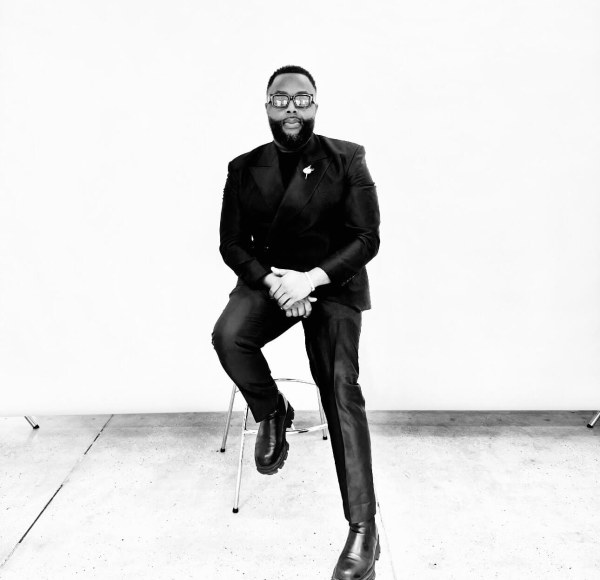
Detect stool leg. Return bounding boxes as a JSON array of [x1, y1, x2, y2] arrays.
[[233, 404, 249, 513], [316, 387, 328, 440], [587, 411, 600, 428], [220, 384, 237, 452], [24, 416, 39, 429]]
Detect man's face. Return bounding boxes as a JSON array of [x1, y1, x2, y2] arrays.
[[265, 73, 318, 151]]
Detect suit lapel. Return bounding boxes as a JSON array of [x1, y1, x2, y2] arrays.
[[267, 134, 330, 240], [249, 143, 284, 212]]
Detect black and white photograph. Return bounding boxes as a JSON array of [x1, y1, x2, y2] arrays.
[[1, 1, 599, 578]]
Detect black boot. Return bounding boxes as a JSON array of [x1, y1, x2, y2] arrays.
[[332, 517, 380, 580], [254, 392, 294, 475]]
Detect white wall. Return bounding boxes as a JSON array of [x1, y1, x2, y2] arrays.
[[1, 0, 599, 415]]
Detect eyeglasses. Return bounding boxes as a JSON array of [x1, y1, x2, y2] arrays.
[[267, 93, 314, 109]]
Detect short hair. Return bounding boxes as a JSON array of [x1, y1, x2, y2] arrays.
[[266, 65, 317, 94]]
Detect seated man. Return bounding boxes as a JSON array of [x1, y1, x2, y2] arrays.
[[212, 64, 381, 580]]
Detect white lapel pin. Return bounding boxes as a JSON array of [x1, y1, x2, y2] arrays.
[[303, 165, 315, 180]]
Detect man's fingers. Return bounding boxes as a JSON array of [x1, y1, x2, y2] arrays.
[[285, 303, 300, 317], [280, 296, 295, 310], [273, 282, 293, 302], [277, 292, 293, 307], [268, 281, 282, 298], [302, 300, 312, 318], [282, 297, 313, 317], [308, 296, 317, 303]]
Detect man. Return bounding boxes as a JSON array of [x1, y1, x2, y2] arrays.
[[212, 65, 381, 580]]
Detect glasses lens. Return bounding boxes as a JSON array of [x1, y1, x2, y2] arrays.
[[293, 94, 312, 108], [271, 94, 289, 108]]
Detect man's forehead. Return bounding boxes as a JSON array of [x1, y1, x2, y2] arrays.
[[269, 73, 316, 94]]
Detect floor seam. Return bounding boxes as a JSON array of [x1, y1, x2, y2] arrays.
[[375, 485, 398, 580], [0, 414, 114, 569]]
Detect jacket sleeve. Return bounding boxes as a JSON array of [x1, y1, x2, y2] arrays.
[[318, 145, 381, 285], [219, 162, 270, 286]]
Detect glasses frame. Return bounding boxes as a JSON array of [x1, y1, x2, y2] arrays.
[[267, 93, 315, 109]]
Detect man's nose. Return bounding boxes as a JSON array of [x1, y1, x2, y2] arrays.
[[286, 100, 297, 113]]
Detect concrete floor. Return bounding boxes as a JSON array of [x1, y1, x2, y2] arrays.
[[0, 410, 599, 579]]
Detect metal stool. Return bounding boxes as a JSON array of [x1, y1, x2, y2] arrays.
[[220, 378, 329, 513]]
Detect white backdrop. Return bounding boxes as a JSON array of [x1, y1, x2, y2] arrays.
[[1, 0, 599, 415]]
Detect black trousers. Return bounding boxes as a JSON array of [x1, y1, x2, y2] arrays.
[[212, 280, 376, 523]]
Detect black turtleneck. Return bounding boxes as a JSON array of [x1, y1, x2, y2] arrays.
[[276, 148, 302, 190]]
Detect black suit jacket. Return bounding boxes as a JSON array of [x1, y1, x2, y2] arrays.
[[219, 134, 380, 311]]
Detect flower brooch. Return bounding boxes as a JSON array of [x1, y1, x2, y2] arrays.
[[303, 165, 315, 180]]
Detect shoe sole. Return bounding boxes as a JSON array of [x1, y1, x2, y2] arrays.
[[255, 405, 294, 475], [331, 537, 380, 580]]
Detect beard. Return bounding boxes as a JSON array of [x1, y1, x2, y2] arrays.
[[268, 117, 315, 151]]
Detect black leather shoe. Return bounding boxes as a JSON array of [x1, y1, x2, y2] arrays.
[[331, 517, 380, 580], [254, 393, 294, 475]]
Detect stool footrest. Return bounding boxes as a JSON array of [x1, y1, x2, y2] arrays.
[[242, 423, 328, 436]]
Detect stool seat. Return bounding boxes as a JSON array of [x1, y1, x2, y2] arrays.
[[219, 378, 329, 513]]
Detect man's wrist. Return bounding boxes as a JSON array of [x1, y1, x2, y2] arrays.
[[306, 267, 331, 288], [303, 271, 315, 292]]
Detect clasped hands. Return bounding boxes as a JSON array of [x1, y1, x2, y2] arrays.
[[266, 267, 316, 318]]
